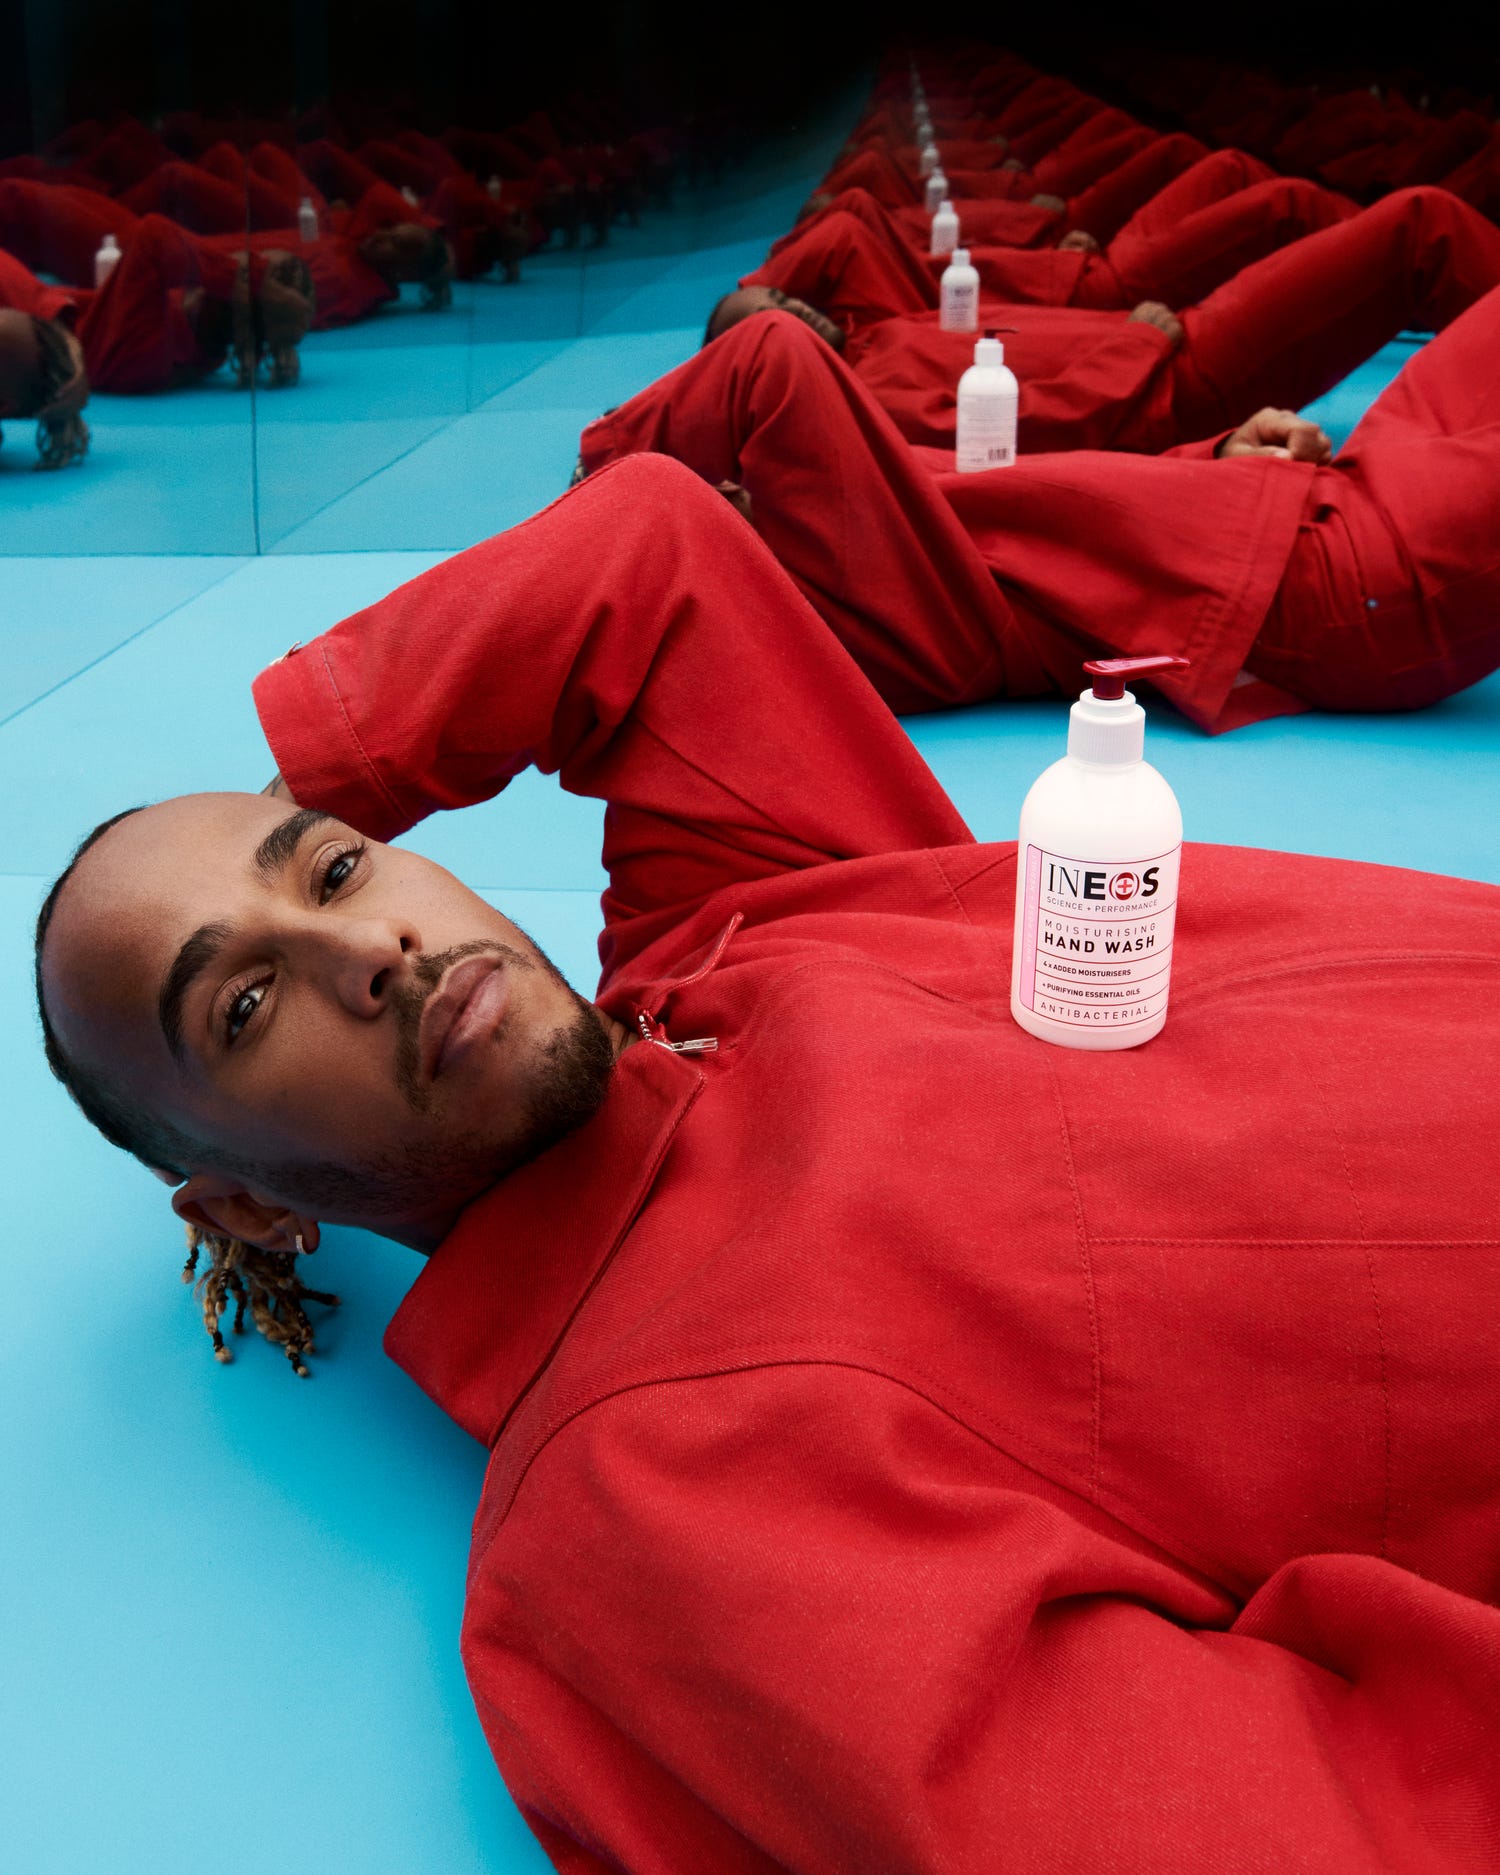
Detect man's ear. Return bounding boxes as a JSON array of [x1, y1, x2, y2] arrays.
[[170, 1172, 321, 1255]]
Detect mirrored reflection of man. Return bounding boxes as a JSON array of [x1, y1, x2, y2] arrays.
[[581, 304, 1500, 732], [73, 216, 315, 393], [0, 247, 90, 466], [702, 183, 1500, 457]]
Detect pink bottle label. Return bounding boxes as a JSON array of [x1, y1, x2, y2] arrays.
[[1019, 843, 1180, 1030]]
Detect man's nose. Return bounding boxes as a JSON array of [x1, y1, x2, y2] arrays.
[[323, 917, 418, 1016]]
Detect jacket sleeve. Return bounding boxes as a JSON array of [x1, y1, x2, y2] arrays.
[[464, 1365, 1500, 1875], [252, 454, 970, 941]]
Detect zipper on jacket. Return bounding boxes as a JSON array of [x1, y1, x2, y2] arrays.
[[632, 911, 744, 1057]]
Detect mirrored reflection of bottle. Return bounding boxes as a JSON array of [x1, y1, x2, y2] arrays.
[[930, 199, 959, 257], [939, 247, 980, 334], [955, 335, 1018, 472], [93, 233, 121, 288], [924, 168, 948, 214], [297, 196, 319, 242], [486, 175, 503, 200], [919, 140, 940, 177]]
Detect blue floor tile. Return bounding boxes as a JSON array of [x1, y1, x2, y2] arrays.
[[252, 414, 453, 548], [479, 329, 698, 412], [0, 418, 257, 555], [0, 555, 241, 720], [266, 407, 591, 552]]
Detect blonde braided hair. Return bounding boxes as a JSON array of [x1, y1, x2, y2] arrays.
[[180, 1224, 339, 1378]]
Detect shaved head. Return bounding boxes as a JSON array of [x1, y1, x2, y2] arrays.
[[705, 286, 845, 352], [38, 794, 620, 1249]]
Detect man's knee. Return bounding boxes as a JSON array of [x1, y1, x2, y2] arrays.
[[728, 308, 832, 379], [129, 213, 184, 261]]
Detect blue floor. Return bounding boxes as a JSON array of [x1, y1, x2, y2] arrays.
[[4, 110, 1500, 1874]]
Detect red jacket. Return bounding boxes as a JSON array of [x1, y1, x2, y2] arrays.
[[844, 305, 1176, 452], [254, 455, 1500, 1874]]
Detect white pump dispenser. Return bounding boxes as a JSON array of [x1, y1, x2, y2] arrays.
[[919, 140, 940, 177], [297, 195, 319, 241], [1010, 657, 1189, 1050], [924, 168, 948, 213], [955, 334, 1017, 471], [939, 246, 980, 333], [93, 232, 121, 287], [929, 198, 959, 257]]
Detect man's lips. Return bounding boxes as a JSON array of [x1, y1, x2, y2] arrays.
[[418, 955, 511, 1083]]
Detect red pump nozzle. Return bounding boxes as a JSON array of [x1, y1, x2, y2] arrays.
[[1083, 655, 1191, 701]]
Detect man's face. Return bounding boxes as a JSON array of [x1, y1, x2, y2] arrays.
[[41, 794, 619, 1242], [710, 286, 846, 352]]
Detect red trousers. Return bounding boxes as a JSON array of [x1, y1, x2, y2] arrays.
[[748, 169, 1356, 329], [845, 189, 1500, 455], [440, 127, 539, 181], [789, 146, 1283, 280], [356, 137, 454, 194], [1067, 132, 1212, 242], [772, 187, 1058, 266], [425, 174, 536, 275], [580, 309, 1500, 730], [74, 213, 243, 392], [120, 160, 300, 234], [0, 245, 78, 323], [0, 178, 139, 287], [1251, 283, 1500, 710], [297, 140, 386, 207], [197, 225, 394, 328], [248, 141, 323, 210], [1028, 123, 1156, 200]]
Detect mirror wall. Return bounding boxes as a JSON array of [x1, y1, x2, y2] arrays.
[[1, 0, 860, 577], [0, 0, 724, 558]]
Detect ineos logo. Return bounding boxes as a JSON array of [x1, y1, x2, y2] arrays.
[[1110, 871, 1138, 901]]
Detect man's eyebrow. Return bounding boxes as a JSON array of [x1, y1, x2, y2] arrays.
[[251, 808, 338, 884], [155, 813, 339, 1057], [158, 922, 235, 1059]]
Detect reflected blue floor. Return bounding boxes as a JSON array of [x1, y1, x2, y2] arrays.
[[3, 100, 1500, 1875]]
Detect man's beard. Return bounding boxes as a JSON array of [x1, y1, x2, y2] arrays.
[[238, 938, 618, 1223]]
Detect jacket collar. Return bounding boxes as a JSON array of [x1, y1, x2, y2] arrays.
[[383, 1039, 703, 1445]]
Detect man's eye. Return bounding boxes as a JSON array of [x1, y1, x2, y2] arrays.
[[225, 983, 267, 1042], [318, 844, 366, 902]]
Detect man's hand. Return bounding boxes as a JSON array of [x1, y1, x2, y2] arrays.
[[1217, 407, 1333, 464], [1001, 157, 1026, 173], [1058, 229, 1100, 253], [1127, 300, 1184, 347], [713, 480, 755, 529], [1029, 193, 1067, 214]]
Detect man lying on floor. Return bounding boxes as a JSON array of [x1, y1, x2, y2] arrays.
[[580, 294, 1500, 734], [703, 184, 1500, 455], [34, 454, 1500, 1873]]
